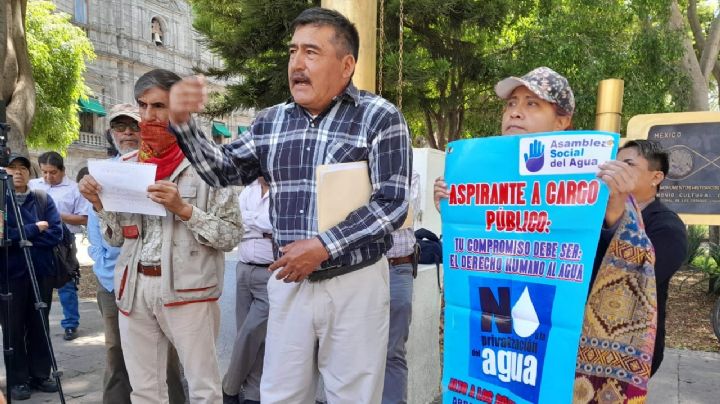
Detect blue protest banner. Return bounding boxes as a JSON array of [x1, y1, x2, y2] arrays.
[[441, 131, 619, 404]]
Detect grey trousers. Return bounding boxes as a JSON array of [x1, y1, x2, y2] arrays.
[[96, 282, 186, 404], [382, 262, 414, 404], [222, 262, 271, 401]]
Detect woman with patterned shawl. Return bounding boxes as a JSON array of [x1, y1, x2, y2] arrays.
[[433, 67, 660, 402]]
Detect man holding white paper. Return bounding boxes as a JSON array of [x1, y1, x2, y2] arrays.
[[85, 103, 186, 404], [167, 8, 411, 404], [79, 69, 243, 403]]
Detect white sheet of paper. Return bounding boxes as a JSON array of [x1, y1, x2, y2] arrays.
[[88, 159, 166, 216]]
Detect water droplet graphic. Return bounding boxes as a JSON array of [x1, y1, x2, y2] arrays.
[[511, 287, 540, 337]]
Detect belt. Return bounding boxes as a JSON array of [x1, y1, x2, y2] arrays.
[[308, 255, 381, 282], [388, 254, 414, 267], [245, 262, 270, 268], [137, 263, 162, 276]]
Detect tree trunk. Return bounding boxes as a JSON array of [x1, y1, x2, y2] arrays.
[[669, 0, 708, 110], [433, 110, 447, 150], [1, 0, 34, 157], [710, 226, 720, 245], [0, 1, 6, 76], [422, 105, 467, 150], [671, 0, 720, 246], [423, 109, 438, 149]]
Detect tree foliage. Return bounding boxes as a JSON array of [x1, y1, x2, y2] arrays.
[[26, 0, 95, 150], [670, 0, 720, 110], [191, 0, 689, 150], [504, 0, 690, 133], [190, 0, 316, 115], [378, 0, 533, 149]]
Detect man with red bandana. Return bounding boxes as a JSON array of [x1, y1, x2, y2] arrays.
[[79, 69, 244, 404]]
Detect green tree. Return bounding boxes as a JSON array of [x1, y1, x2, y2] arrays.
[[376, 0, 535, 149], [503, 0, 690, 133], [191, 0, 531, 149], [375, 0, 688, 145], [26, 0, 95, 150], [668, 0, 720, 244], [190, 0, 316, 115], [1, 0, 94, 155], [190, 0, 689, 149]]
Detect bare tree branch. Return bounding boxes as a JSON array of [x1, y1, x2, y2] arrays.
[[670, 0, 709, 109], [700, 14, 720, 78], [688, 0, 705, 53]]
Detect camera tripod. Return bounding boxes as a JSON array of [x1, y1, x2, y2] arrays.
[[0, 165, 65, 402]]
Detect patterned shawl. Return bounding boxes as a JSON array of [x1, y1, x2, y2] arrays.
[[573, 198, 657, 404]]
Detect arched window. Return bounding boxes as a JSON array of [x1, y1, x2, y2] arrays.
[[151, 17, 165, 46]]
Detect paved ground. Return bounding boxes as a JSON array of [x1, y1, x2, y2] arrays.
[[646, 349, 720, 404], [1, 249, 718, 403], [0, 256, 238, 403]]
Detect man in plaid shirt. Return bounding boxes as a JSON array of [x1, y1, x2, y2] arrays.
[[168, 7, 411, 404]]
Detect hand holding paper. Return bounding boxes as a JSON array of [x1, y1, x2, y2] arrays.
[[87, 159, 166, 216], [78, 174, 103, 211], [147, 180, 193, 220]]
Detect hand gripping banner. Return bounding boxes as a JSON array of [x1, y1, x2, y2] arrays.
[[441, 131, 619, 404]]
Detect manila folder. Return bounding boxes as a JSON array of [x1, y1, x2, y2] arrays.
[[316, 161, 371, 232]]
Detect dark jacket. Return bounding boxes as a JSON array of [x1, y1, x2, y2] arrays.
[[2, 191, 63, 279], [592, 198, 688, 375]]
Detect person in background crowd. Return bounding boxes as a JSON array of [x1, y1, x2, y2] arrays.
[[383, 170, 421, 404], [85, 103, 186, 404], [0, 154, 63, 400], [29, 151, 91, 341], [223, 177, 272, 404]]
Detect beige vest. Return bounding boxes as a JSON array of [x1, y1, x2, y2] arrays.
[[113, 159, 225, 314]]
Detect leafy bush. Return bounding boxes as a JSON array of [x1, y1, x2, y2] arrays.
[[708, 242, 720, 268], [686, 225, 706, 265], [707, 243, 720, 294]]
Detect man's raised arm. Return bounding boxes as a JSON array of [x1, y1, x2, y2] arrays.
[[168, 75, 261, 187]]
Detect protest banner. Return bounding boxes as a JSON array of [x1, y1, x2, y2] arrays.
[[441, 131, 619, 404]]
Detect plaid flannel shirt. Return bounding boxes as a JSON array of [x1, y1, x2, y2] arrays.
[[171, 83, 411, 271]]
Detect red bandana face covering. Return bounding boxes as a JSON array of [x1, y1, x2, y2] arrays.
[[138, 121, 185, 180]]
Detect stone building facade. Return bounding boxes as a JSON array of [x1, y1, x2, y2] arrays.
[[36, 0, 254, 178]]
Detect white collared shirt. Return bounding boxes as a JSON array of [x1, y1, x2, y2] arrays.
[[29, 176, 91, 234], [237, 179, 274, 264], [386, 170, 422, 259]]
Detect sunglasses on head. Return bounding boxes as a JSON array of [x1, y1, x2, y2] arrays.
[[111, 122, 140, 132]]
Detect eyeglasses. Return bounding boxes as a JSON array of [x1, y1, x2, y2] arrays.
[[111, 122, 140, 132]]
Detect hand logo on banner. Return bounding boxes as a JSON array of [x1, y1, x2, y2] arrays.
[[524, 139, 546, 172]]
